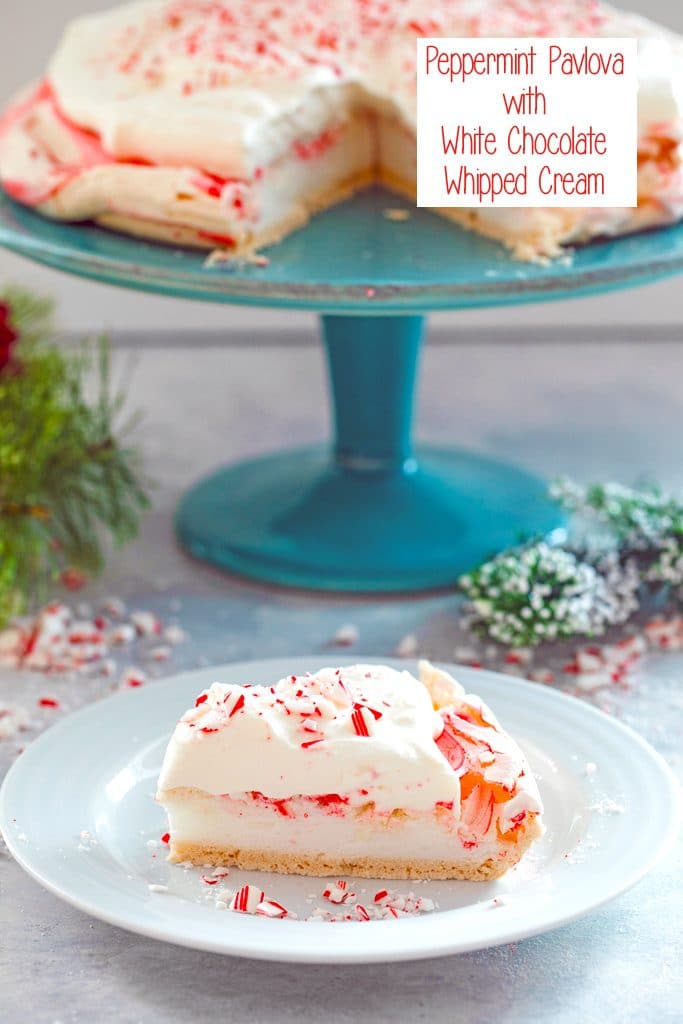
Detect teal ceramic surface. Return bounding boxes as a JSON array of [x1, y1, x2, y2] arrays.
[[3, 187, 683, 311], [3, 186, 682, 590]]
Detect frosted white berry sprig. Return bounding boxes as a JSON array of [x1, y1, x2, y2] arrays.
[[551, 478, 683, 596], [552, 479, 683, 558], [460, 542, 638, 648]]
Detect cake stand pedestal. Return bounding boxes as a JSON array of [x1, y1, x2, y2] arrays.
[[2, 187, 683, 591], [176, 314, 558, 589]]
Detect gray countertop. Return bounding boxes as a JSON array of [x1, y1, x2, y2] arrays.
[[1, 326, 682, 1023]]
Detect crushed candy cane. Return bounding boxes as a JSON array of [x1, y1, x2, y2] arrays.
[[314, 882, 437, 921], [395, 633, 418, 658], [109, 624, 136, 647], [148, 645, 172, 662], [322, 880, 354, 905], [130, 611, 162, 637], [102, 596, 126, 618], [331, 623, 359, 647], [589, 797, 626, 815], [0, 707, 31, 740], [0, 597, 186, 682], [256, 899, 289, 918], [120, 667, 147, 688], [230, 884, 265, 914], [164, 625, 186, 646]]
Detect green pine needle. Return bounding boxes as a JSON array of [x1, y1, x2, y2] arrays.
[[0, 287, 149, 624]]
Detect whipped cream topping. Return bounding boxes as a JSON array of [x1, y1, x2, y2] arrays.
[[43, 0, 683, 179], [156, 662, 543, 829], [157, 664, 459, 812]]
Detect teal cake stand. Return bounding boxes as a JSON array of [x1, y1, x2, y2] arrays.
[[2, 187, 683, 591]]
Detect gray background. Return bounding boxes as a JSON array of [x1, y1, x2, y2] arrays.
[[0, 0, 682, 332]]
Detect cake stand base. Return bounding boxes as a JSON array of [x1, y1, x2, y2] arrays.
[[175, 444, 561, 593]]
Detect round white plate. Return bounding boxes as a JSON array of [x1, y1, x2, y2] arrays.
[[0, 658, 678, 963]]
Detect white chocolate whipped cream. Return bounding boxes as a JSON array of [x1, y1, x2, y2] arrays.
[[157, 664, 459, 812], [156, 662, 543, 827], [42, 0, 683, 175]]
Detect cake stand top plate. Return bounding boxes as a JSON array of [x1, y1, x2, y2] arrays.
[[2, 187, 683, 313]]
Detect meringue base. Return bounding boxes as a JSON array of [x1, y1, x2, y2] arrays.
[[4, 82, 682, 262], [160, 787, 543, 881]]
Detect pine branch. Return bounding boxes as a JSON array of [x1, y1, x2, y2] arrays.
[[0, 287, 149, 623]]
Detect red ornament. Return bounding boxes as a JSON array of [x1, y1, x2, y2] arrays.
[[0, 303, 18, 371], [60, 567, 87, 591]]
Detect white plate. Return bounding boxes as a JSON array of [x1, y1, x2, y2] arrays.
[[0, 658, 678, 963]]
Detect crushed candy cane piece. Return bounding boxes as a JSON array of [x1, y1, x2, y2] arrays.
[[164, 625, 186, 645], [351, 705, 374, 737], [109, 624, 136, 646], [102, 596, 126, 618], [395, 633, 418, 658], [130, 610, 162, 636], [120, 666, 147, 688], [529, 669, 555, 684], [256, 899, 288, 918], [576, 649, 604, 674], [331, 623, 359, 646], [453, 645, 479, 663], [644, 617, 683, 649], [575, 671, 612, 693], [322, 880, 354, 905], [148, 883, 169, 894], [223, 690, 245, 718], [230, 884, 265, 914], [589, 798, 626, 815], [149, 645, 172, 662], [0, 707, 32, 741], [504, 648, 533, 666], [0, 627, 25, 664]]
